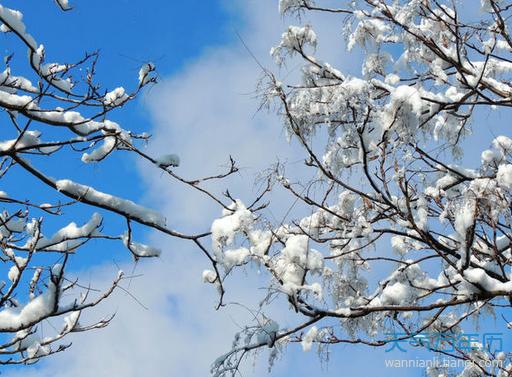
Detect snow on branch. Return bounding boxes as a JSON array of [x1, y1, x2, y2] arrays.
[[207, 1, 512, 376], [0, 1, 236, 365]]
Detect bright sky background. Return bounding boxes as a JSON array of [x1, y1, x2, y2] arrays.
[[1, 1, 508, 376]]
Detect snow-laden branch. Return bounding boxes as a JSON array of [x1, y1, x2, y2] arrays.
[[206, 1, 512, 376], [0, 1, 237, 365]]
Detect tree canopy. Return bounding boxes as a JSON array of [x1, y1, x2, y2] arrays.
[[208, 1, 512, 376]]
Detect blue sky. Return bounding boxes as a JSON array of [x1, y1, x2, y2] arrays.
[[1, 1, 509, 376]]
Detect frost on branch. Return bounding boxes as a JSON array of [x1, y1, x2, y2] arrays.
[[209, 1, 512, 376]]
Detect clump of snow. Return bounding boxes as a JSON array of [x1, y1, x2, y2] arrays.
[[223, 247, 250, 269], [0, 130, 41, 152], [274, 235, 324, 293], [29, 213, 102, 251], [7, 265, 19, 282], [26, 342, 50, 358], [55, 180, 166, 226], [62, 311, 80, 332], [30, 46, 75, 93], [7, 257, 26, 282], [496, 164, 512, 189], [138, 63, 155, 86], [103, 87, 129, 107], [391, 236, 408, 255], [55, 0, 71, 10], [414, 195, 429, 230], [461, 268, 512, 294], [247, 229, 272, 257], [0, 6, 37, 49], [282, 235, 323, 270], [0, 213, 25, 239], [121, 232, 161, 257], [385, 85, 424, 134], [202, 270, 217, 284], [481, 149, 498, 165], [81, 136, 117, 163], [301, 326, 318, 352], [493, 136, 512, 156], [0, 67, 37, 92], [0, 265, 61, 331], [384, 73, 400, 85], [303, 282, 322, 299], [379, 282, 412, 305], [481, 0, 503, 12], [211, 200, 254, 251], [81, 120, 132, 163], [348, 18, 392, 51], [156, 154, 180, 168], [271, 25, 317, 64], [454, 201, 475, 241]]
